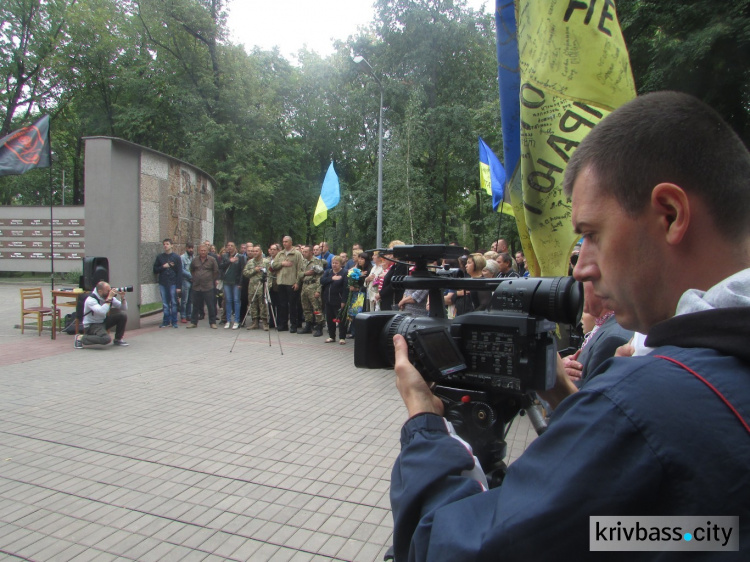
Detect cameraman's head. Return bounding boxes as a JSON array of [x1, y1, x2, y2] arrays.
[[564, 91, 750, 333]]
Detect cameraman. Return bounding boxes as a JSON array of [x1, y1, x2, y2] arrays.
[[74, 281, 129, 348], [390, 92, 750, 559]]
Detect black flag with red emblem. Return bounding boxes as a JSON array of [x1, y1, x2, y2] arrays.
[[0, 115, 51, 176]]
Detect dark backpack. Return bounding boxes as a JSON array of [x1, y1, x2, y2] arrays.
[[63, 313, 77, 335]]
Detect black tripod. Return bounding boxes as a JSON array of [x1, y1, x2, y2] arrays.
[[230, 271, 283, 354]]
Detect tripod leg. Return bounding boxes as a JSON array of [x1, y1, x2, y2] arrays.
[[263, 280, 283, 353]]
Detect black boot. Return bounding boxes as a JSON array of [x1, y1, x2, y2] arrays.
[[312, 323, 323, 337], [299, 322, 312, 334]]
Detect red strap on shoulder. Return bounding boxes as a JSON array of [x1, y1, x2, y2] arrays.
[[656, 355, 750, 436]]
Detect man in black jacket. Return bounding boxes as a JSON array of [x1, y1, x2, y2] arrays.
[[153, 238, 182, 328]]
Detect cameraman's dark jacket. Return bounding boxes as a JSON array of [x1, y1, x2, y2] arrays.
[[153, 251, 182, 287], [391, 305, 750, 561]]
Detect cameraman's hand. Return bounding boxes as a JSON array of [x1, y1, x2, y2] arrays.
[[394, 334, 444, 418]]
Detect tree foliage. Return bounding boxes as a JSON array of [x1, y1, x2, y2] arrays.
[[619, 0, 750, 144], [2, 0, 744, 254]]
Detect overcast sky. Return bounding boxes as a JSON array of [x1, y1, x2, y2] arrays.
[[227, 0, 492, 61]]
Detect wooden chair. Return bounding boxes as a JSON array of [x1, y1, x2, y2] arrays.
[[20, 288, 60, 336]]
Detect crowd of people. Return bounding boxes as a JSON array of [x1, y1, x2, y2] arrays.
[[146, 236, 533, 344]]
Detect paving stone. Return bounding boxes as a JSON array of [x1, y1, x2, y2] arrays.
[[0, 285, 537, 561]]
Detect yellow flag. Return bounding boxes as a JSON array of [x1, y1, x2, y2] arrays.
[[512, 0, 636, 276]]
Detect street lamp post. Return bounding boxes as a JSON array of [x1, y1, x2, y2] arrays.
[[353, 55, 384, 249]]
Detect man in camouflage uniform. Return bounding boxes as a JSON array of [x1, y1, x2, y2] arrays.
[[272, 236, 304, 332], [298, 245, 325, 336], [242, 246, 270, 330]]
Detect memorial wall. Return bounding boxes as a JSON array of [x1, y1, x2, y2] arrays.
[[0, 138, 215, 332], [84, 137, 215, 329], [0, 207, 85, 273]]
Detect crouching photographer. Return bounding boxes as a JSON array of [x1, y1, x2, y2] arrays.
[[75, 281, 129, 348]]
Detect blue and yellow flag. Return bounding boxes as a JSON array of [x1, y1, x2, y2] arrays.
[[478, 137, 512, 215], [0, 115, 51, 176], [496, 1, 636, 276], [313, 162, 340, 226]]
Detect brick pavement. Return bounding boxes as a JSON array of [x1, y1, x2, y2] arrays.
[[0, 281, 536, 561]]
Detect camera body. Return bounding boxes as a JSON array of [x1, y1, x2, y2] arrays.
[[353, 245, 581, 482], [355, 309, 558, 395], [354, 245, 581, 396]]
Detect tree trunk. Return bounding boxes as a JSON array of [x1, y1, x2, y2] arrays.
[[223, 207, 235, 245], [73, 135, 83, 205]]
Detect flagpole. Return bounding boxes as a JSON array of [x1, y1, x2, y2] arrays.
[[48, 121, 55, 293], [49, 166, 55, 286], [496, 203, 504, 251]]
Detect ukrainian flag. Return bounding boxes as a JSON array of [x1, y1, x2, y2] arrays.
[[497, 0, 636, 276], [479, 137, 512, 216], [313, 162, 340, 226]]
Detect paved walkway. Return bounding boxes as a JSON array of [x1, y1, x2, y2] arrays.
[[0, 280, 536, 561]]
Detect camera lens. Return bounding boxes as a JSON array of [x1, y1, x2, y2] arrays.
[[380, 314, 446, 367]]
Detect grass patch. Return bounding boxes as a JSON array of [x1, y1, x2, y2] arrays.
[[140, 302, 162, 314]]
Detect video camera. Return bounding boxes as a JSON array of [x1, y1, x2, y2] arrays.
[[354, 245, 582, 484]]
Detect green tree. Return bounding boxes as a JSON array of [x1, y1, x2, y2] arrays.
[[0, 0, 79, 135], [619, 0, 750, 144], [365, 0, 500, 244]]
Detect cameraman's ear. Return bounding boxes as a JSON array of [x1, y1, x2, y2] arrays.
[[651, 183, 690, 245]]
